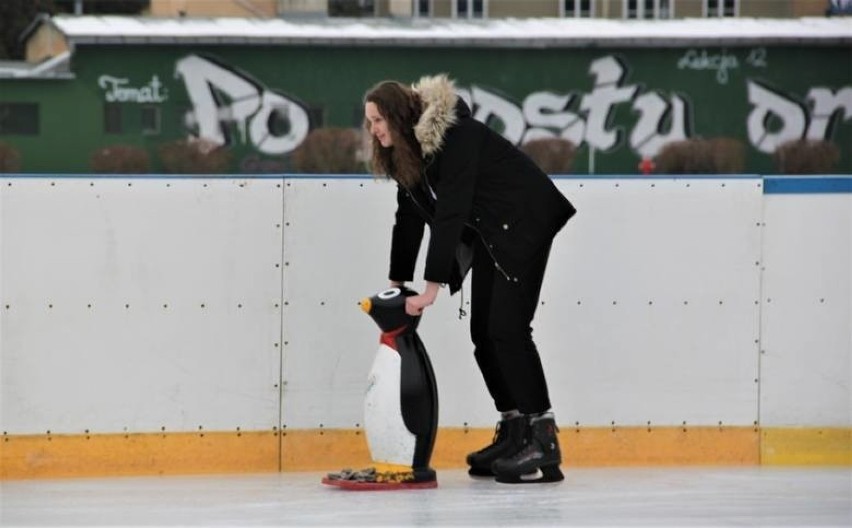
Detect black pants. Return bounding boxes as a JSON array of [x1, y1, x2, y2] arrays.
[[469, 237, 553, 415]]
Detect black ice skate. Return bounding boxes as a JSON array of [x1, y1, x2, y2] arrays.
[[491, 414, 564, 484], [466, 415, 527, 477]]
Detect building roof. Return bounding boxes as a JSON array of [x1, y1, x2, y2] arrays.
[[0, 52, 72, 79], [43, 14, 852, 48]]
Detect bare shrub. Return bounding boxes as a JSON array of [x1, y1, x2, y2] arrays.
[[90, 145, 151, 174], [520, 137, 576, 174], [290, 127, 366, 174], [158, 138, 233, 174], [0, 142, 22, 172], [656, 138, 745, 174], [708, 138, 745, 174], [773, 139, 840, 174], [654, 140, 691, 174]]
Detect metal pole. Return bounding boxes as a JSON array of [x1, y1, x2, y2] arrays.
[[589, 145, 596, 175]]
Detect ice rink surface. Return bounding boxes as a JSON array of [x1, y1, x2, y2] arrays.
[[1, 467, 850, 527]]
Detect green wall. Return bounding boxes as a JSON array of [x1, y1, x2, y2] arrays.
[[1, 43, 850, 173]]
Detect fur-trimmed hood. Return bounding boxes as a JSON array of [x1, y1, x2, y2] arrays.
[[412, 74, 459, 157]]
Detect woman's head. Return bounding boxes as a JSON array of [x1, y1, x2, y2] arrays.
[[364, 80, 423, 188]]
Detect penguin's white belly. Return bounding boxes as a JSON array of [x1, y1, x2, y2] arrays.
[[364, 343, 416, 466]]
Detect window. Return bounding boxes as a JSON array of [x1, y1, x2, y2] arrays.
[[104, 103, 123, 134], [559, 0, 596, 18], [54, 0, 150, 15], [563, 0, 595, 17], [625, 0, 675, 19], [0, 103, 39, 135], [455, 0, 485, 19], [704, 0, 737, 17], [414, 0, 431, 17], [329, 0, 375, 17], [141, 105, 161, 135]]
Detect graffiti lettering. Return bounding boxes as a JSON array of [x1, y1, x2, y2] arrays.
[[631, 91, 690, 159], [99, 74, 168, 103], [745, 48, 768, 68], [456, 55, 681, 159], [676, 47, 768, 85], [746, 81, 852, 153], [805, 87, 852, 141], [167, 53, 848, 163], [677, 49, 740, 85], [468, 86, 526, 144], [521, 91, 585, 145], [464, 56, 847, 161], [580, 56, 641, 151], [175, 55, 309, 155], [747, 82, 807, 153]]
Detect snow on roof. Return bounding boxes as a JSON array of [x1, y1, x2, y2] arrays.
[[48, 15, 852, 47], [0, 52, 72, 79]]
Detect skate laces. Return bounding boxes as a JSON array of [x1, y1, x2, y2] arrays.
[[491, 420, 504, 443], [471, 420, 506, 457]]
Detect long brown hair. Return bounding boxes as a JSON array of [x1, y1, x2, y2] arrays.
[[364, 81, 423, 189]]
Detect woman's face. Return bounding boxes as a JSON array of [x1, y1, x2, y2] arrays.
[[365, 102, 393, 148]]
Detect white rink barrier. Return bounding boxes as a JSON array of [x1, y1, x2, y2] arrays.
[[1, 175, 849, 455]]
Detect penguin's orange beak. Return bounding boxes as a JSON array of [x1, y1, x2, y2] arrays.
[[359, 298, 372, 314]]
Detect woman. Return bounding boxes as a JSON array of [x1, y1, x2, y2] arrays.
[[364, 74, 576, 484]]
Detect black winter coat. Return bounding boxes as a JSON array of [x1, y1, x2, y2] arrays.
[[389, 97, 576, 294]]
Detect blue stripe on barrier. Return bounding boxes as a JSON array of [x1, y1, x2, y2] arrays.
[[763, 177, 852, 194]]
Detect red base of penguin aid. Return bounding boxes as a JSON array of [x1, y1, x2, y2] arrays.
[[322, 466, 437, 491]]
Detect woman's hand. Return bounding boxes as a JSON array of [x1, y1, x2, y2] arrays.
[[405, 281, 441, 316]]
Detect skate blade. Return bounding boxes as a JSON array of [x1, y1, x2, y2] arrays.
[[495, 465, 564, 484], [322, 476, 437, 491]]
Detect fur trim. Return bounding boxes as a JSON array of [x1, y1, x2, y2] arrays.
[[412, 74, 458, 157]]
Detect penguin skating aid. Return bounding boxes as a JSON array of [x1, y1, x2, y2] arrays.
[[322, 287, 439, 490]]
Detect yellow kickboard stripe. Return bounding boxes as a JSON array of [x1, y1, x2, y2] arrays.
[[761, 428, 852, 465], [2, 426, 848, 480], [1, 431, 279, 480], [434, 426, 760, 468], [280, 429, 372, 471]]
